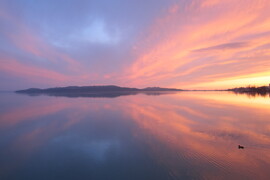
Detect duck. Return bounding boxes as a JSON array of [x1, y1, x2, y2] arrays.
[[238, 145, 244, 149]]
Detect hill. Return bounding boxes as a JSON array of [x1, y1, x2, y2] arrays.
[[16, 85, 183, 94]]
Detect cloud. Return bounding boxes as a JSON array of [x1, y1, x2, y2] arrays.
[[0, 57, 69, 83], [122, 0, 270, 89], [192, 42, 250, 52], [75, 19, 121, 45], [1, 0, 270, 89], [0, 0, 177, 89]]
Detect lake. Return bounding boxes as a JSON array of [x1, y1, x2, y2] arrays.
[[0, 91, 270, 180]]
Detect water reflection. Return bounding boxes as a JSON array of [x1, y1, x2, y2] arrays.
[[231, 91, 270, 98], [0, 92, 269, 180], [16, 91, 179, 98]]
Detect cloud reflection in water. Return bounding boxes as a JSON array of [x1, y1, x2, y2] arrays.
[[0, 92, 270, 179]]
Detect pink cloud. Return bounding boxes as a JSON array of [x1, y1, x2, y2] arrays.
[[0, 57, 69, 83], [123, 0, 270, 89], [0, 6, 84, 75]]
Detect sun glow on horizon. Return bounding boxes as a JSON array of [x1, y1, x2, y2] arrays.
[[182, 73, 270, 90]]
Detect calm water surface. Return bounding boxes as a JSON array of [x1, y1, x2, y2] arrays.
[[0, 92, 270, 180]]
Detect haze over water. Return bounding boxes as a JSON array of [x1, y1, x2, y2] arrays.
[[0, 92, 270, 180]]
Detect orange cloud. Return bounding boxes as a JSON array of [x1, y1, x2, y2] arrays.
[[124, 0, 270, 89]]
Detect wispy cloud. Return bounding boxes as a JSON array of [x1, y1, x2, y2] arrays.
[[1, 0, 270, 89], [192, 42, 250, 52], [123, 0, 270, 89]]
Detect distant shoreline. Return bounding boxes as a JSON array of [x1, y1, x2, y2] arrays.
[[228, 85, 270, 93], [15, 84, 270, 96]]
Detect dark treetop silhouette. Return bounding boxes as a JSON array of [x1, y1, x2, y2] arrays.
[[228, 84, 270, 97]]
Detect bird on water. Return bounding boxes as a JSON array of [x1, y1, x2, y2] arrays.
[[238, 145, 244, 149]]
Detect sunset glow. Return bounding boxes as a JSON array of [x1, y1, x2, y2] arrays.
[[1, 0, 270, 89]]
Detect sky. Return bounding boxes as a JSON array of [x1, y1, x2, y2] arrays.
[[1, 0, 270, 90]]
